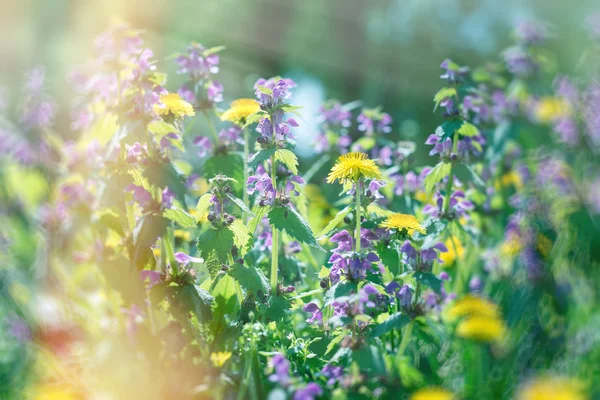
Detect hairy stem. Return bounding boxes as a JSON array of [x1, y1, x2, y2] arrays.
[[243, 127, 249, 218], [270, 119, 279, 294], [355, 178, 361, 252]]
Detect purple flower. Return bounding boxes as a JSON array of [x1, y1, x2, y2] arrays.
[[254, 77, 296, 107], [140, 270, 163, 289], [174, 252, 204, 266], [162, 187, 176, 209], [330, 230, 353, 252], [269, 353, 291, 386], [176, 42, 220, 80], [218, 126, 243, 146], [303, 303, 323, 325], [294, 383, 323, 400], [247, 173, 276, 206], [207, 80, 223, 103], [398, 284, 412, 308], [321, 364, 344, 386], [440, 59, 469, 83], [126, 184, 154, 211], [515, 20, 549, 46], [503, 46, 538, 78], [368, 180, 386, 200], [469, 276, 483, 292], [194, 136, 213, 158], [357, 108, 392, 136]]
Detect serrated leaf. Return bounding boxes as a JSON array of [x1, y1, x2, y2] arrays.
[[197, 228, 234, 277], [324, 281, 357, 305], [275, 149, 298, 175], [175, 284, 213, 322], [326, 330, 349, 355], [229, 219, 251, 251], [247, 147, 276, 171], [203, 153, 244, 193], [375, 242, 401, 276], [248, 205, 269, 234], [268, 206, 323, 251], [242, 111, 267, 129], [433, 87, 457, 110], [229, 264, 270, 295], [370, 312, 410, 337], [366, 203, 393, 217], [423, 162, 452, 195], [147, 120, 179, 141], [414, 272, 442, 294], [226, 193, 254, 216], [195, 193, 213, 222], [457, 121, 479, 137], [132, 214, 168, 268], [317, 206, 352, 238], [163, 207, 197, 228], [439, 120, 464, 140]]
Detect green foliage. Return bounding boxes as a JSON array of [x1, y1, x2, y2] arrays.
[[197, 227, 234, 277], [163, 207, 196, 228], [248, 147, 276, 171], [229, 264, 270, 295], [424, 161, 452, 195], [275, 149, 299, 175], [268, 205, 324, 250]]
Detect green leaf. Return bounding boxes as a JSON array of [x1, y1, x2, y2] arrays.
[[93, 208, 124, 236], [163, 207, 196, 228], [325, 330, 349, 355], [248, 205, 269, 234], [375, 242, 401, 276], [256, 85, 273, 95], [132, 214, 168, 269], [268, 206, 323, 251], [423, 162, 452, 195], [275, 149, 298, 175], [457, 121, 479, 137], [197, 228, 234, 277], [317, 206, 351, 238], [264, 295, 290, 322], [242, 111, 267, 129], [370, 312, 410, 337], [247, 147, 276, 171], [144, 160, 188, 202], [366, 203, 393, 217], [202, 45, 226, 56], [226, 193, 254, 216], [176, 283, 213, 322], [195, 193, 213, 222], [147, 120, 179, 141], [229, 219, 251, 251], [203, 153, 244, 193], [414, 272, 442, 294], [324, 281, 357, 305], [229, 264, 270, 295], [433, 87, 457, 110], [352, 345, 386, 375], [438, 120, 464, 140]]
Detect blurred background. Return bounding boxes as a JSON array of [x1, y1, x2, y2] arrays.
[[1, 0, 599, 157]]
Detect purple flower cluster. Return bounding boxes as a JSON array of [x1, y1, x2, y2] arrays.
[[327, 229, 381, 284], [19, 67, 57, 131], [294, 383, 323, 400], [176, 42, 222, 105], [385, 282, 413, 309], [400, 240, 448, 273], [391, 169, 430, 197], [440, 59, 469, 84], [357, 108, 392, 136], [314, 100, 353, 153], [423, 188, 474, 220], [426, 132, 485, 162], [514, 20, 550, 46], [269, 353, 291, 386]]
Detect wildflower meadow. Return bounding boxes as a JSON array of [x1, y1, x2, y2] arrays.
[[1, 10, 600, 400]]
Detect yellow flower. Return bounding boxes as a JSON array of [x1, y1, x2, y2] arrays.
[[380, 213, 426, 235], [439, 237, 464, 266], [535, 97, 572, 123], [30, 383, 80, 400], [410, 387, 454, 400], [456, 315, 507, 342], [444, 295, 500, 322], [174, 229, 191, 242], [536, 234, 553, 259], [154, 93, 195, 119], [517, 377, 587, 400], [327, 152, 382, 184], [220, 98, 260, 125], [210, 351, 232, 367], [501, 233, 522, 257]]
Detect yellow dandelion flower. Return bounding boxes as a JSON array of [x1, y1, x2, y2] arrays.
[[456, 315, 507, 342], [327, 152, 382, 184], [501, 233, 523, 257], [211, 351, 232, 367], [174, 229, 192, 242], [517, 377, 587, 400], [439, 237, 465, 266], [536, 234, 553, 259], [535, 97, 572, 123], [154, 93, 195, 119], [29, 383, 80, 400], [380, 213, 426, 235], [445, 295, 500, 322], [220, 98, 260, 124], [410, 387, 454, 400]]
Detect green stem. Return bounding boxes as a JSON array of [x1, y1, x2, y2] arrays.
[[270, 152, 279, 295], [397, 319, 415, 356], [243, 127, 250, 218], [355, 178, 361, 252], [443, 130, 459, 215], [203, 110, 219, 142]]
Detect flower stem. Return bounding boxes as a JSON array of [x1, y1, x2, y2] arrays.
[[355, 178, 361, 252], [203, 110, 219, 142], [243, 127, 249, 218], [270, 150, 279, 295], [397, 319, 415, 356], [443, 130, 459, 214]]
